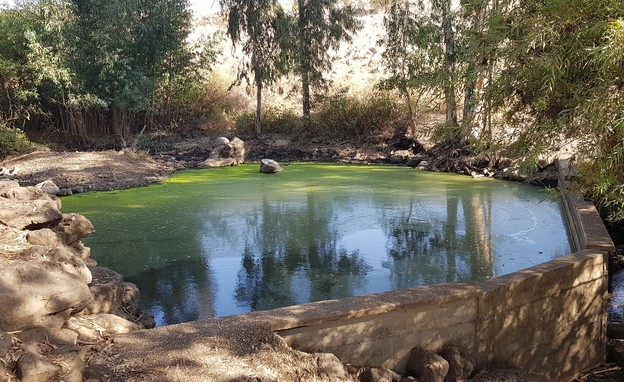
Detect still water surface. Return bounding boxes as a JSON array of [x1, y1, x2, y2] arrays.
[[62, 163, 571, 326]]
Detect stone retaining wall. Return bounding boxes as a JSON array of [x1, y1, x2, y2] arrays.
[[240, 158, 613, 380]]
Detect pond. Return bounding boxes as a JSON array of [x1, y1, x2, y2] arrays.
[[62, 163, 572, 326]]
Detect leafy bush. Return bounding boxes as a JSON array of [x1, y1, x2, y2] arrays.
[[0, 122, 34, 159]]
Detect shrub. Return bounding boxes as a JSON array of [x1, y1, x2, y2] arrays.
[[308, 89, 403, 140], [0, 122, 35, 159], [234, 106, 301, 137]]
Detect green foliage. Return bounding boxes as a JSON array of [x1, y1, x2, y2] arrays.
[[221, 0, 295, 135], [0, 122, 34, 159], [489, 0, 624, 220], [296, 0, 362, 117], [380, 0, 460, 132], [0, 0, 206, 145]]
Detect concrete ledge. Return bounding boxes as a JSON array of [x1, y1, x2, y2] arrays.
[[274, 249, 607, 380]]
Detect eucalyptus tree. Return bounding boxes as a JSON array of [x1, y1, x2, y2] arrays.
[[431, 0, 458, 127], [296, 0, 361, 119], [379, 0, 443, 137], [221, 0, 294, 136], [380, 0, 461, 138]]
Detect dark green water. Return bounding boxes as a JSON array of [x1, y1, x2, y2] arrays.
[[62, 163, 571, 326]]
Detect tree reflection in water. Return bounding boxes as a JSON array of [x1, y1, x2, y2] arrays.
[[234, 194, 371, 312], [382, 188, 494, 289]]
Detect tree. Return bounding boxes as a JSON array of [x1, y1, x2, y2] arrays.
[[379, 0, 444, 137], [221, 0, 293, 136], [432, 0, 458, 128], [296, 0, 361, 119], [490, 0, 624, 219], [380, 0, 462, 139]]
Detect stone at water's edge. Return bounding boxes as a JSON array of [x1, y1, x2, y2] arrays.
[[35, 179, 60, 196], [197, 136, 246, 168], [260, 158, 283, 173], [407, 347, 450, 382]]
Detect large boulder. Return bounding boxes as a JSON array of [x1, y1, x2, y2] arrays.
[[0, 180, 62, 229], [198, 136, 246, 168], [0, 260, 94, 331]]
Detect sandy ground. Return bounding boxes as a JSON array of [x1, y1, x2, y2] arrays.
[[1, 150, 176, 192]]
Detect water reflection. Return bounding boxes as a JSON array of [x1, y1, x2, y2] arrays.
[[62, 164, 571, 326]]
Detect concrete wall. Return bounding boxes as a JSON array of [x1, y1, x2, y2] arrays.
[[250, 161, 614, 380]]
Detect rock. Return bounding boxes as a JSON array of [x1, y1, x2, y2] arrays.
[[51, 349, 86, 382], [25, 245, 92, 284], [53, 213, 95, 245], [26, 229, 61, 247], [608, 323, 624, 339], [407, 347, 449, 382], [36, 179, 61, 196], [360, 366, 402, 382], [0, 261, 94, 331], [0, 329, 12, 358], [94, 313, 139, 334], [17, 343, 61, 382], [230, 137, 246, 160], [198, 157, 237, 168], [389, 150, 413, 164], [260, 159, 283, 173], [71, 186, 84, 194], [18, 327, 78, 347], [608, 339, 624, 367], [84, 267, 142, 321], [197, 136, 246, 168], [57, 188, 73, 196], [440, 346, 473, 382], [0, 184, 62, 230], [313, 353, 353, 381], [1, 166, 20, 176]]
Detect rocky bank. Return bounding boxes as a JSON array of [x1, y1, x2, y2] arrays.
[[0, 180, 152, 381]]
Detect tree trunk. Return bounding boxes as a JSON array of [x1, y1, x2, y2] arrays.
[[440, 0, 458, 128], [298, 0, 311, 120], [255, 77, 263, 137], [404, 89, 417, 137], [462, 2, 487, 140]]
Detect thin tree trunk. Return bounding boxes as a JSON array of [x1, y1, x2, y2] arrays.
[[439, 0, 458, 127], [404, 89, 417, 137], [462, 1, 491, 144], [255, 78, 263, 137], [298, 0, 311, 120]]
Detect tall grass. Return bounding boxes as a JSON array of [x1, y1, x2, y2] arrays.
[[234, 89, 405, 140]]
